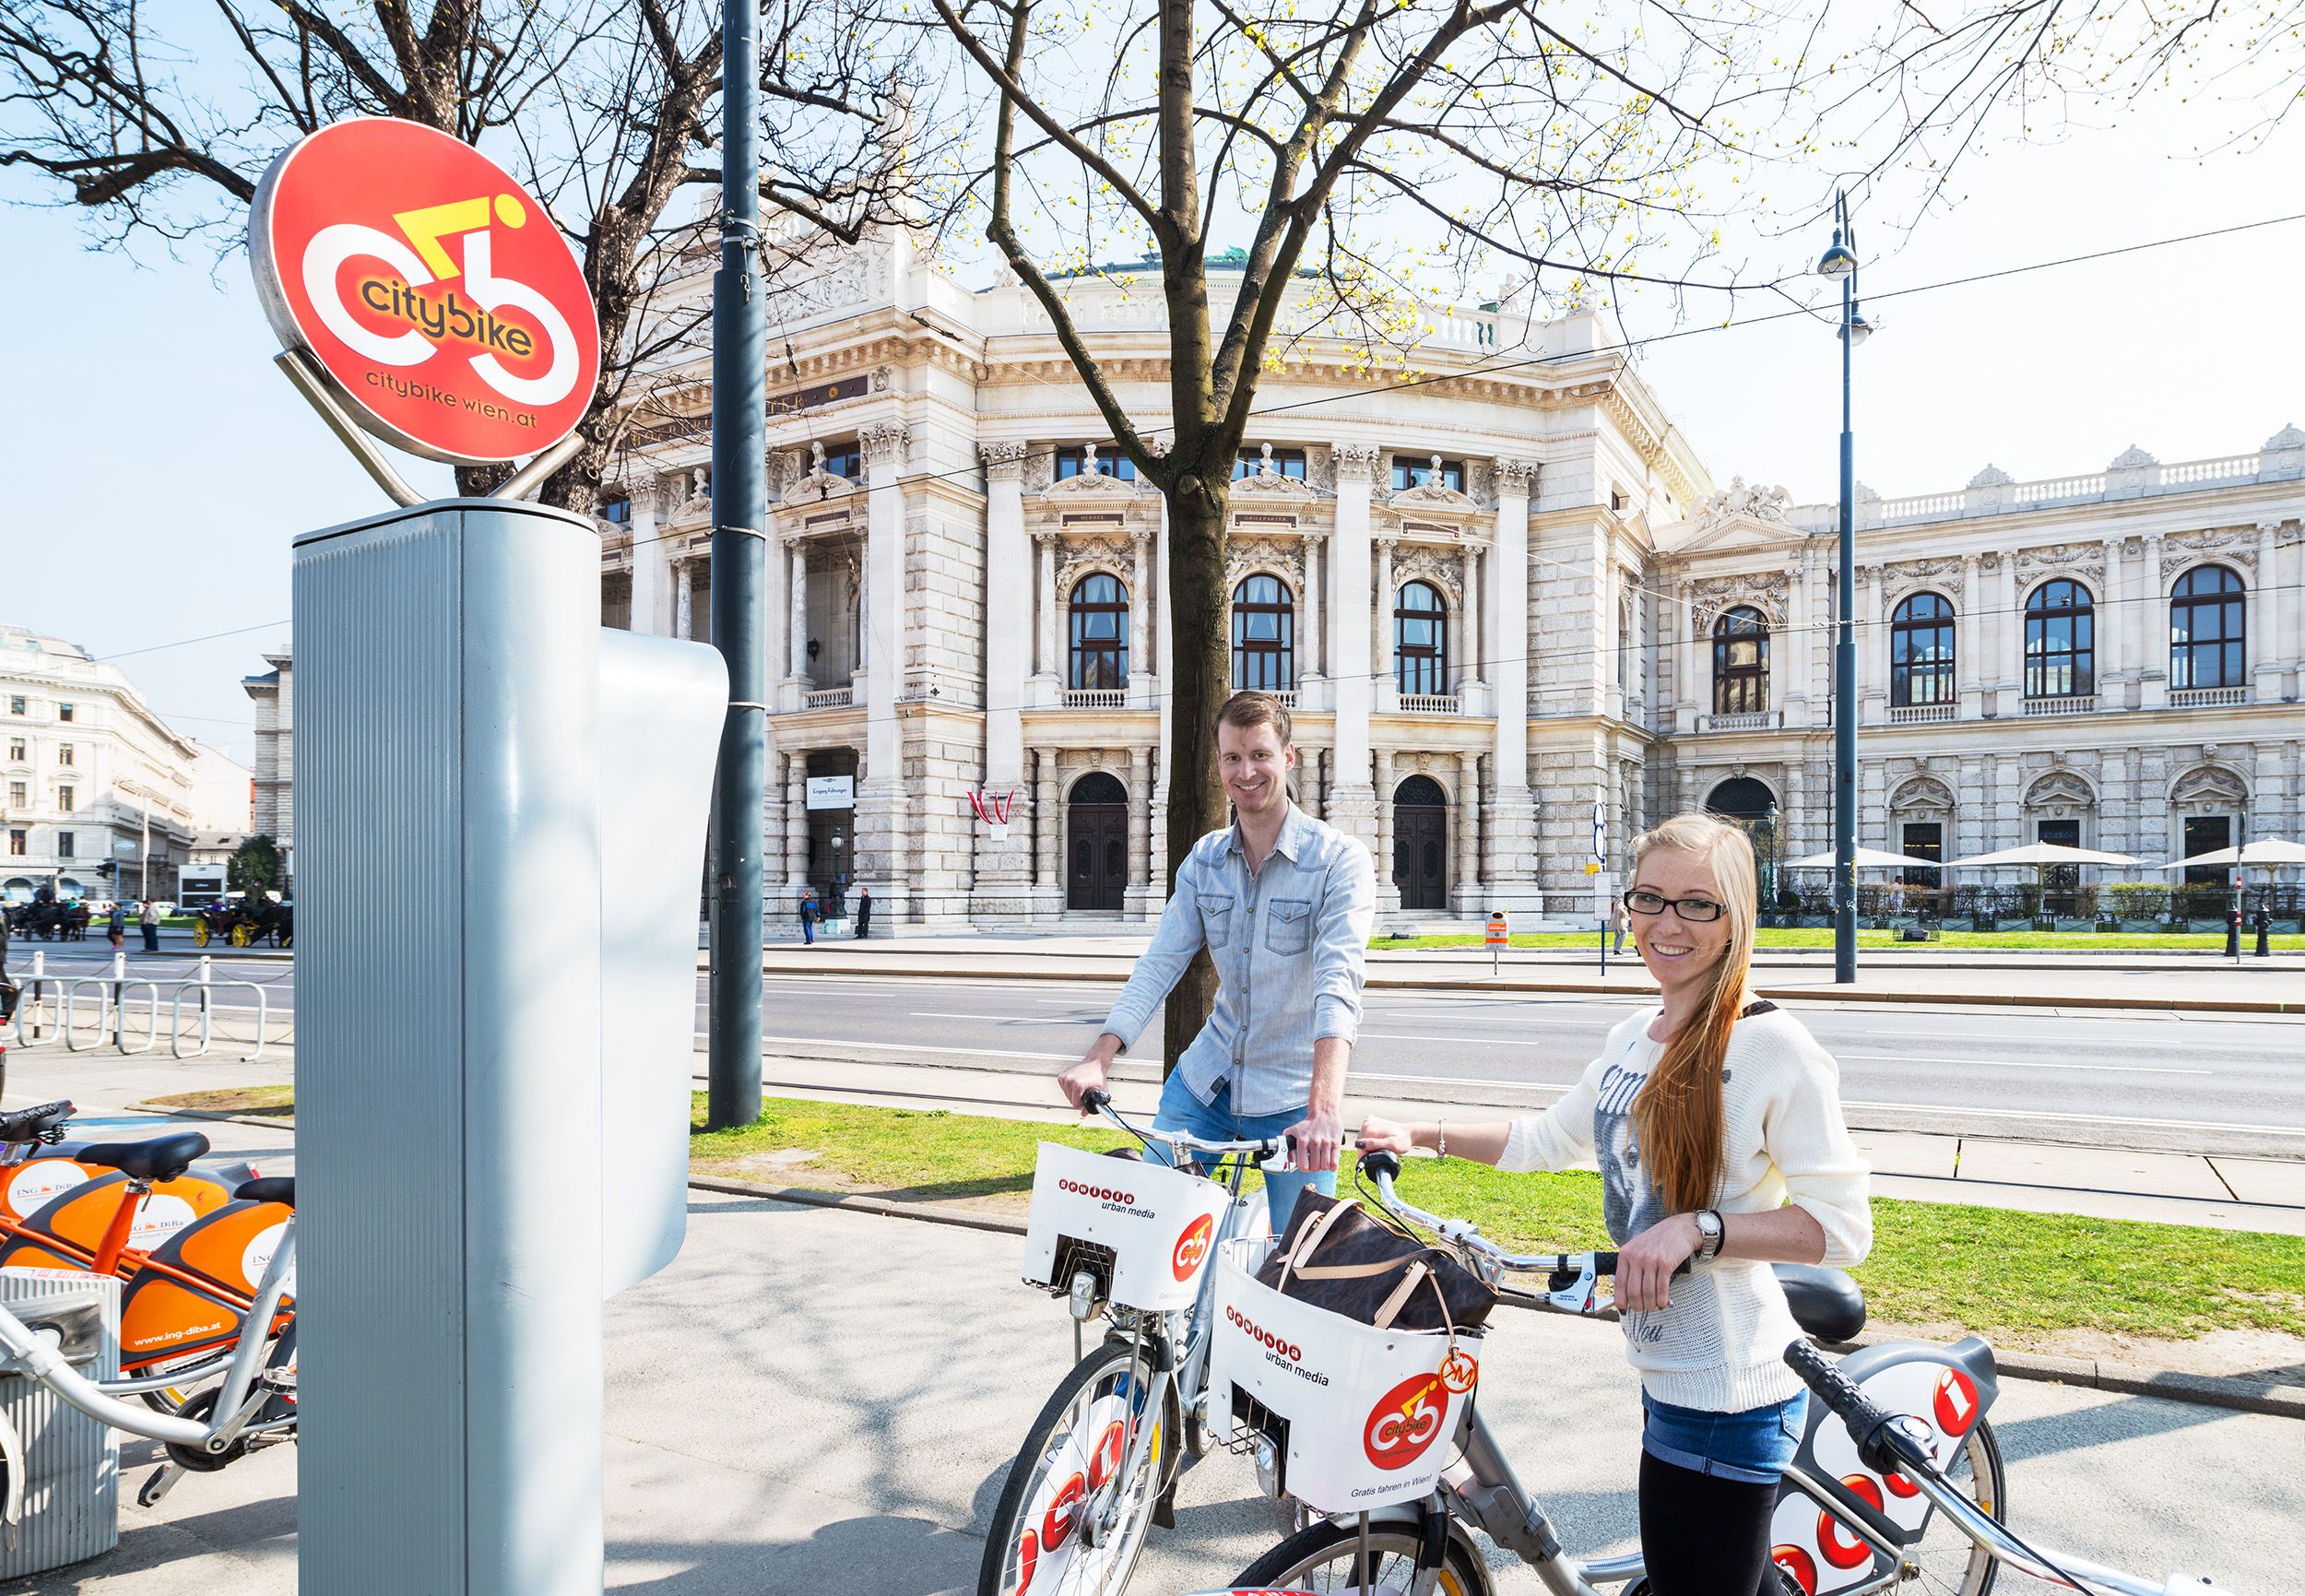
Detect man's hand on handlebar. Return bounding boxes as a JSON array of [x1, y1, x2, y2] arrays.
[[1058, 1036, 1121, 1115], [1283, 1103, 1343, 1176], [1614, 1212, 1702, 1312]]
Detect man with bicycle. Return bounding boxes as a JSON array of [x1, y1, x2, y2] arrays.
[[1058, 692, 1374, 1231]]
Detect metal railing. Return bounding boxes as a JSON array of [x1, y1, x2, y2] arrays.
[[2021, 694, 2097, 715], [7, 952, 284, 1063], [1886, 703, 1956, 724], [1059, 688, 1129, 709], [1396, 692, 1460, 715], [2169, 685, 2247, 707], [800, 686, 854, 710]]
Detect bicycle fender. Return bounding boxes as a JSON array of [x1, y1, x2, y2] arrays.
[[1769, 1336, 2001, 1596]]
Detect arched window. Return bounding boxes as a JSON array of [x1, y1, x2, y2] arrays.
[[1394, 582, 1448, 695], [1231, 574, 1295, 691], [1890, 592, 1956, 707], [2170, 565, 2245, 690], [1711, 607, 1769, 714], [2024, 580, 2094, 699], [1068, 573, 1129, 689]]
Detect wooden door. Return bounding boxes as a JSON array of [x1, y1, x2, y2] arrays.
[[1068, 806, 1128, 912], [1394, 805, 1448, 911]]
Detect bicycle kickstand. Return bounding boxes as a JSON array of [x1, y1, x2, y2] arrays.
[[137, 1462, 186, 1509]]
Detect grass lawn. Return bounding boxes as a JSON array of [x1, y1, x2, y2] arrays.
[[1374, 928, 2305, 952], [144, 1084, 297, 1118], [690, 1094, 2305, 1346]]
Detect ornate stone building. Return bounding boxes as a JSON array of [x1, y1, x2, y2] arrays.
[[598, 222, 2304, 928]]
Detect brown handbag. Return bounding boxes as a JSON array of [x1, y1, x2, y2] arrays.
[[1255, 1191, 1496, 1334]]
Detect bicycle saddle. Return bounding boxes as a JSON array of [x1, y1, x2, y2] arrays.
[[0, 1101, 73, 1144], [1774, 1263, 1867, 1343], [234, 1176, 296, 1208], [77, 1131, 211, 1185]]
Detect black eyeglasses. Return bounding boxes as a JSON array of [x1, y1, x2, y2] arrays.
[[1622, 888, 1727, 923]]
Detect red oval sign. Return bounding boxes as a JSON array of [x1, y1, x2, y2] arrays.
[[1172, 1212, 1215, 1281], [1933, 1367, 1979, 1436], [1362, 1372, 1448, 1472], [251, 118, 599, 465]]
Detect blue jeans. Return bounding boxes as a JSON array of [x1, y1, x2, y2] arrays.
[[1143, 1071, 1334, 1234], [1640, 1390, 1808, 1486]]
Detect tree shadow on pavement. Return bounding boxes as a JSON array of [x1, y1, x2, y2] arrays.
[[1986, 1388, 2251, 1464], [608, 1517, 978, 1596]]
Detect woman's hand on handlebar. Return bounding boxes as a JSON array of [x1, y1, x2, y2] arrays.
[[1356, 1115, 1416, 1155], [1614, 1212, 1702, 1312]]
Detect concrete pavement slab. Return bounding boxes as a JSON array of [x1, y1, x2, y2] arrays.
[[1850, 1129, 1962, 1178], [2209, 1156, 2305, 1206], [1958, 1139, 2235, 1201]]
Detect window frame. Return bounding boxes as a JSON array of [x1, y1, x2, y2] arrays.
[[2169, 564, 2245, 691], [1390, 456, 1465, 493], [1889, 591, 1957, 708], [55, 744, 73, 768], [1231, 573, 1296, 691], [55, 830, 74, 858], [57, 786, 74, 813], [820, 442, 867, 482], [1394, 580, 1449, 695], [1231, 447, 1307, 481], [1711, 606, 1770, 715], [56, 703, 73, 723], [1054, 444, 1137, 482], [6, 829, 23, 857], [2023, 580, 2096, 699], [1067, 573, 1131, 689]]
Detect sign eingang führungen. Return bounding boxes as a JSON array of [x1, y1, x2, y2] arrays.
[[250, 117, 600, 466]]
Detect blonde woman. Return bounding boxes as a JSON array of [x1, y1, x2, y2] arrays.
[[1358, 814, 1872, 1596]]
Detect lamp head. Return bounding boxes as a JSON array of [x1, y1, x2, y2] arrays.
[[1837, 306, 1875, 346], [1816, 242, 1857, 281]]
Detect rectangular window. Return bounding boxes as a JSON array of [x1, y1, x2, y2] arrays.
[[56, 745, 73, 767], [56, 831, 73, 858], [7, 782, 23, 807], [1900, 822, 1943, 891], [598, 494, 632, 526], [57, 787, 73, 813], [1055, 445, 1136, 481], [1232, 448, 1306, 481], [6, 828, 22, 857], [56, 703, 73, 722], [2036, 818, 2081, 906], [2182, 815, 2232, 886], [7, 698, 22, 715], [1391, 456, 1464, 492], [821, 442, 867, 481], [7, 739, 21, 761]]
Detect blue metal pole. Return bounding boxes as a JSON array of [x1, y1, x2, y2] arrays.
[[1834, 193, 1859, 984], [708, 0, 766, 1128]]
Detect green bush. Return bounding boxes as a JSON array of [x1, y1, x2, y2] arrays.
[[2103, 882, 2170, 920]]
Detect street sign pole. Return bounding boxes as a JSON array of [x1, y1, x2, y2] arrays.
[[1592, 798, 1608, 975], [707, 0, 767, 1130]]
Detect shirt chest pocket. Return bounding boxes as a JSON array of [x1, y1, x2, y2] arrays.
[[1200, 893, 1236, 949], [1264, 897, 1314, 955]]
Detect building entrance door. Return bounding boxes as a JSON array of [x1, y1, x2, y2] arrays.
[[1392, 776, 1448, 911], [1068, 773, 1129, 913]]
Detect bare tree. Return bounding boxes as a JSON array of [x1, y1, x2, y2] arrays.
[[924, 0, 1795, 1053], [0, 0, 948, 507]]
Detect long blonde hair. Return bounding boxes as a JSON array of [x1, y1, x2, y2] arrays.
[[1627, 812, 1759, 1213]]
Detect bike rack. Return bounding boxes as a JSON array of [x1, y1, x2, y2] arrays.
[[60, 980, 114, 1053], [115, 983, 162, 1056], [9, 955, 278, 1064]]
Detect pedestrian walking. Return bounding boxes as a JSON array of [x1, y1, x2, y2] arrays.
[[138, 899, 160, 953], [1058, 692, 1376, 1233], [106, 902, 127, 952], [1358, 812, 1871, 1596], [1611, 894, 1632, 954], [854, 885, 872, 939], [1888, 875, 1908, 917], [798, 889, 818, 945]]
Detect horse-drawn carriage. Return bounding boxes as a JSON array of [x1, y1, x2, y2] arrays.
[[189, 897, 291, 950], [3, 899, 90, 941]]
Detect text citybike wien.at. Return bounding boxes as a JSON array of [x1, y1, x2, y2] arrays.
[[1225, 1305, 1330, 1387], [1055, 1176, 1154, 1221], [250, 117, 600, 465]]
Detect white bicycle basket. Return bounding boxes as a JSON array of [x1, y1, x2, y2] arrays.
[[1022, 1142, 1234, 1313], [1209, 1235, 1483, 1516]]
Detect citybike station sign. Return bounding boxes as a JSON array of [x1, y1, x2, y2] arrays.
[[265, 120, 721, 1596], [251, 117, 599, 463]]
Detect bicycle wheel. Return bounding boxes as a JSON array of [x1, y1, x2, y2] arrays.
[[978, 1337, 1176, 1596], [1880, 1414, 2004, 1596], [1232, 1516, 1494, 1596]]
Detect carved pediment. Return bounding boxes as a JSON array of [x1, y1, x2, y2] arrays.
[[2170, 763, 2248, 809], [1040, 443, 1141, 498], [1231, 444, 1318, 502], [1697, 477, 1793, 531], [2024, 770, 2096, 810], [781, 442, 859, 508], [1890, 775, 1956, 813]]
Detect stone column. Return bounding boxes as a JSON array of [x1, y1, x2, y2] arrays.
[[1128, 745, 1151, 911], [1129, 527, 1153, 703], [1327, 445, 1381, 849], [1453, 750, 1483, 915], [784, 753, 810, 890], [1299, 532, 1325, 686], [675, 561, 693, 641], [977, 442, 1033, 895], [1034, 750, 1061, 901], [628, 474, 674, 637], [1956, 554, 1981, 719], [1035, 531, 1060, 682], [1374, 750, 1400, 916], [2253, 521, 2284, 702], [1851, 564, 1880, 718], [2138, 535, 2167, 707], [786, 539, 809, 682], [1487, 459, 1539, 905], [1991, 552, 2017, 715], [1461, 546, 1483, 692], [858, 421, 908, 907], [2103, 537, 2133, 702], [2281, 528, 2303, 703], [1373, 537, 1398, 704], [1785, 551, 1813, 726]]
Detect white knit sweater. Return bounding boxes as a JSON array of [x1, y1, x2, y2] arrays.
[[1499, 1003, 1873, 1413]]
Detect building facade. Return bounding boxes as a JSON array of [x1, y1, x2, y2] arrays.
[[0, 626, 201, 903], [597, 223, 2304, 928], [241, 650, 294, 870]]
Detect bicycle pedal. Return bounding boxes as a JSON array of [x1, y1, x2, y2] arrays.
[[137, 1464, 184, 1509]]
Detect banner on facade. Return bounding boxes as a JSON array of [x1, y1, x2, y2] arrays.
[[250, 117, 600, 465], [806, 776, 855, 810]]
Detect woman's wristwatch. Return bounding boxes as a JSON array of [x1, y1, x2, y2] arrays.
[[1693, 1208, 1724, 1262]]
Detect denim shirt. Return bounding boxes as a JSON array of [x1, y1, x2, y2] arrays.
[[1100, 804, 1376, 1117]]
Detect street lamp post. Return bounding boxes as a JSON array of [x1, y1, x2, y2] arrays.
[[1817, 192, 1872, 985]]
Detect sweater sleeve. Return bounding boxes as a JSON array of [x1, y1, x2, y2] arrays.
[[1495, 1025, 1629, 1174], [1757, 1020, 1874, 1268]]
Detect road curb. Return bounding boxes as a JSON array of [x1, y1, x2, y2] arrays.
[[685, 1172, 2305, 1420], [751, 961, 2299, 1014]]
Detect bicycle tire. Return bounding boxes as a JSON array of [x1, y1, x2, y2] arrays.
[[1232, 1517, 1494, 1596], [977, 1337, 1176, 1596]]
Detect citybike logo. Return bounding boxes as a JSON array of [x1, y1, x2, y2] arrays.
[[1816, 1475, 1885, 1570], [1171, 1212, 1214, 1282], [1058, 1177, 1134, 1206], [1224, 1305, 1302, 1363], [1770, 1545, 1819, 1595], [1362, 1372, 1448, 1472], [250, 117, 599, 465], [1933, 1367, 1979, 1437]]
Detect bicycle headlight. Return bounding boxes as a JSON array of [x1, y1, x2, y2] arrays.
[[1252, 1432, 1282, 1497]]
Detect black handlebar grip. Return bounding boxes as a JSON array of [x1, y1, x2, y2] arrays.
[[1357, 1149, 1402, 1182], [1080, 1087, 1112, 1114], [1785, 1342, 1892, 1432], [0, 1101, 72, 1144], [1591, 1250, 1618, 1276]]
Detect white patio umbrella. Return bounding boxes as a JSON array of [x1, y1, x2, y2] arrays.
[[2156, 837, 2305, 870], [1782, 847, 1944, 871], [1945, 842, 2141, 869]]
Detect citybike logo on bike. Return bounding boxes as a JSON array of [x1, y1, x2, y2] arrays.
[[1362, 1372, 1448, 1472], [250, 117, 600, 464], [1171, 1212, 1214, 1282]]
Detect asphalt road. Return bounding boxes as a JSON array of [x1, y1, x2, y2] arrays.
[[23, 948, 2303, 1155]]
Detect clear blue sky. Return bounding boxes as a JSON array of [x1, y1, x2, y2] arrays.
[[3, 79, 2298, 765]]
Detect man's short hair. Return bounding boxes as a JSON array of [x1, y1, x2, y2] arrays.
[[1214, 691, 1292, 748]]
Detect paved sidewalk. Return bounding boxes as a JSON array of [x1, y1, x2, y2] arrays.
[[18, 1192, 2302, 1594]]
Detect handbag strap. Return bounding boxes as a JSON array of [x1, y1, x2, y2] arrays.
[[1275, 1200, 1353, 1291], [1371, 1260, 1428, 1329]]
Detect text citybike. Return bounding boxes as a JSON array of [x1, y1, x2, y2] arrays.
[[1056, 1176, 1154, 1220], [357, 277, 536, 359], [1224, 1305, 1330, 1386]]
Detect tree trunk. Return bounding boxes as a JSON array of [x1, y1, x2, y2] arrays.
[[1160, 470, 1231, 1071]]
